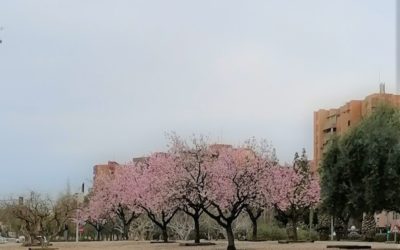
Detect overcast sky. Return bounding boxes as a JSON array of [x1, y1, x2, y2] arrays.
[[0, 0, 396, 196]]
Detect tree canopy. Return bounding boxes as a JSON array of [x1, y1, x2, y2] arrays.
[[321, 104, 400, 220]]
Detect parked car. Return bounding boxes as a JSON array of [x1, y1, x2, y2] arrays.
[[0, 237, 8, 244]]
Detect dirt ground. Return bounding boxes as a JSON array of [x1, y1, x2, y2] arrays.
[[0, 241, 400, 250]]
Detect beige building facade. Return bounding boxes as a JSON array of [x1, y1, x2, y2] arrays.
[[313, 88, 400, 171], [313, 87, 400, 229]]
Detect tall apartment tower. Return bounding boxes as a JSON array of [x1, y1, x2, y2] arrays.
[[313, 87, 400, 171]]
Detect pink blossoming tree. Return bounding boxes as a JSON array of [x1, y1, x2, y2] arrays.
[[242, 138, 277, 240], [85, 135, 320, 247], [131, 152, 180, 243], [202, 146, 268, 250], [263, 154, 320, 241], [86, 167, 140, 240], [84, 197, 110, 241], [167, 134, 215, 244]]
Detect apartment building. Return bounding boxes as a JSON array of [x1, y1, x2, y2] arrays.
[[313, 85, 400, 171], [91, 144, 234, 187]]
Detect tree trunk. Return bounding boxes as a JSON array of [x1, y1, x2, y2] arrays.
[[226, 223, 236, 250], [40, 237, 45, 248], [251, 218, 257, 241], [286, 219, 298, 241], [361, 213, 376, 241], [161, 227, 168, 243], [334, 217, 348, 241], [246, 207, 262, 241], [292, 219, 298, 241], [25, 234, 33, 246], [194, 215, 201, 243], [123, 224, 129, 240], [342, 218, 350, 239]]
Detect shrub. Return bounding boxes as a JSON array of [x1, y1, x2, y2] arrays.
[[374, 233, 387, 242], [348, 231, 362, 241], [297, 228, 319, 241], [257, 224, 287, 241], [316, 214, 331, 241], [256, 222, 318, 241], [374, 233, 398, 242]]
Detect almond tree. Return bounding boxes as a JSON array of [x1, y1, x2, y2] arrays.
[[130, 153, 180, 243], [167, 134, 216, 244], [202, 146, 268, 250], [84, 195, 110, 241], [88, 167, 140, 240], [264, 163, 320, 241], [243, 138, 276, 240]]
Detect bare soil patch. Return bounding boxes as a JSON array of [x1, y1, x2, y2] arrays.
[[0, 241, 399, 250]]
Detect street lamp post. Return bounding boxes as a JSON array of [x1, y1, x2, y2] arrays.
[[309, 207, 314, 240], [330, 216, 334, 241], [75, 205, 80, 243], [75, 190, 84, 243]]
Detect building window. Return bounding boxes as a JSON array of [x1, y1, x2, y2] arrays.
[[348, 120, 351, 126]]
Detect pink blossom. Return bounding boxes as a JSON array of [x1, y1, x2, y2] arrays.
[[263, 165, 320, 211]]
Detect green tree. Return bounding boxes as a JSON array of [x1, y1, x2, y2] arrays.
[[294, 148, 310, 176], [356, 106, 400, 212], [320, 137, 353, 231], [321, 104, 400, 237]]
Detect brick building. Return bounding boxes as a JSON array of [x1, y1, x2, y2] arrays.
[[92, 161, 120, 185], [92, 144, 234, 186]]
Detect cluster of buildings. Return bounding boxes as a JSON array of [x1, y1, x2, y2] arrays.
[[93, 144, 233, 185], [93, 84, 400, 230]]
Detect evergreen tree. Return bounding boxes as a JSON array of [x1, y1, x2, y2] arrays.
[[320, 137, 353, 228], [321, 104, 400, 237], [294, 148, 310, 175], [356, 106, 400, 212]]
